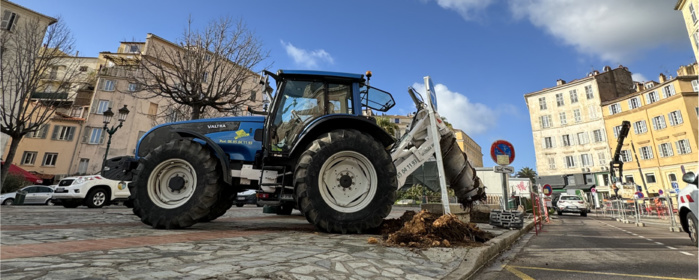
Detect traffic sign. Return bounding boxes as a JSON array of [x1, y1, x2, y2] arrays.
[[490, 140, 515, 166], [493, 165, 515, 174], [542, 184, 552, 196], [635, 191, 644, 199], [658, 189, 664, 196], [591, 187, 596, 193]]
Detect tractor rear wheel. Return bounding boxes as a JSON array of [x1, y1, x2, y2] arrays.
[[294, 129, 397, 233], [132, 139, 221, 229]]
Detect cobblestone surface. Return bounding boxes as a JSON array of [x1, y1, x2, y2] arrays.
[[0, 205, 528, 279]]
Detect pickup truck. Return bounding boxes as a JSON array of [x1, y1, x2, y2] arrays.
[[52, 175, 130, 208], [678, 171, 698, 246]]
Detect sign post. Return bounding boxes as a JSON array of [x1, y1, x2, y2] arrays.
[[490, 140, 515, 210]]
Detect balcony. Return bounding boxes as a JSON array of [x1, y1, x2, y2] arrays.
[[30, 92, 69, 100]]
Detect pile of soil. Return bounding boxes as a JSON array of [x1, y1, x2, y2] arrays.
[[374, 210, 494, 248]]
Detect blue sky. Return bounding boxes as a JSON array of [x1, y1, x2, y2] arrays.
[[17, 0, 693, 174]]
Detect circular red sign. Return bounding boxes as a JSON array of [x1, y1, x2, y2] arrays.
[[542, 184, 552, 196], [490, 140, 515, 166]]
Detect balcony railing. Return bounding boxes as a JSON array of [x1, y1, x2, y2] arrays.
[[30, 92, 69, 100]]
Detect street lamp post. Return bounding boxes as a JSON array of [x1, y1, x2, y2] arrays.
[[101, 105, 130, 172]]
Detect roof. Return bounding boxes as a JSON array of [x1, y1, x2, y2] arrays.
[[278, 70, 364, 80]]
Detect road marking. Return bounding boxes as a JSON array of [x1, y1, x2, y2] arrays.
[[504, 265, 535, 280], [680, 251, 694, 256], [508, 265, 696, 280], [646, 239, 653, 241], [638, 236, 644, 238], [655, 242, 664, 245], [667, 246, 677, 250]]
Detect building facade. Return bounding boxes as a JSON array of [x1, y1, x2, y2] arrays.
[[675, 0, 699, 62], [524, 66, 635, 192], [454, 129, 483, 167], [602, 64, 698, 198]]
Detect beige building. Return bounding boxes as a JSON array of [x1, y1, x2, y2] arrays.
[[454, 129, 483, 167], [524, 66, 635, 190], [602, 63, 698, 198], [676, 0, 699, 62]]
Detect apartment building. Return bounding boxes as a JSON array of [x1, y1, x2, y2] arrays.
[[602, 63, 698, 198], [675, 0, 699, 62], [524, 65, 635, 192], [454, 129, 483, 167]]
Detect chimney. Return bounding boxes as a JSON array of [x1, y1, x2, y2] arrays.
[[635, 82, 644, 92], [658, 74, 666, 83], [556, 79, 566, 86], [593, 70, 599, 75], [603, 66, 612, 72]]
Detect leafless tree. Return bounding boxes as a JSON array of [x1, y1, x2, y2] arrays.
[[130, 16, 270, 120], [1, 17, 82, 185]]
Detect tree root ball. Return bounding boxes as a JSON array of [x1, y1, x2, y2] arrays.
[[377, 210, 494, 248]]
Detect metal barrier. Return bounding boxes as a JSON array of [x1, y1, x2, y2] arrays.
[[602, 197, 682, 231]]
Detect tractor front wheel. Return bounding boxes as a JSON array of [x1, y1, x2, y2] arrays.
[[294, 129, 397, 233], [132, 139, 221, 229]]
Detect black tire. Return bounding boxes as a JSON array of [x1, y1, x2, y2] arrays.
[[294, 129, 397, 233], [2, 198, 14, 205], [46, 199, 55, 206], [557, 211, 562, 215], [580, 211, 587, 217], [85, 188, 109, 208], [687, 212, 698, 247], [62, 201, 80, 208], [277, 202, 294, 215], [123, 199, 134, 208], [131, 139, 222, 229], [236, 204, 244, 207], [198, 188, 234, 223]]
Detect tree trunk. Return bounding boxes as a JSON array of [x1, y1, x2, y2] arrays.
[[1, 136, 22, 187], [191, 105, 201, 120]]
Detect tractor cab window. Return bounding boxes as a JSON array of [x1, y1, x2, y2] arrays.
[[270, 80, 353, 152]]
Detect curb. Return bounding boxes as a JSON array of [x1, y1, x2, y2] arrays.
[[444, 220, 535, 280]]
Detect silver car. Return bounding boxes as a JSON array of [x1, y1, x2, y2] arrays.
[[0, 185, 56, 205]]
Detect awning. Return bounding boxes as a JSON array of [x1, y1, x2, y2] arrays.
[[539, 175, 565, 189], [564, 184, 595, 191], [2, 162, 43, 184]]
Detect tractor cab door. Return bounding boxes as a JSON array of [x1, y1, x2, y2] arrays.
[[266, 79, 353, 153]]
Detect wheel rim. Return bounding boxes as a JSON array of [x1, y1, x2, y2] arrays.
[[93, 191, 106, 206], [689, 217, 698, 242], [318, 151, 377, 213], [6, 199, 13, 205], [148, 158, 197, 209]]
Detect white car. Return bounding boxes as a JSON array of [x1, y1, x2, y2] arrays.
[[556, 193, 590, 217], [51, 175, 130, 208], [678, 171, 698, 246], [0, 185, 56, 205]]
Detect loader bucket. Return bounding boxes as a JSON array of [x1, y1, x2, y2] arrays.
[[439, 131, 486, 208]]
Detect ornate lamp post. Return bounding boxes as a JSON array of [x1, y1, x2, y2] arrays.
[[101, 105, 130, 171]]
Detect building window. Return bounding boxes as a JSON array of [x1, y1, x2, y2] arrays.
[[658, 143, 673, 157], [28, 124, 49, 139], [662, 85, 675, 98], [565, 156, 576, 168], [597, 152, 607, 166], [676, 139, 692, 154], [613, 125, 623, 139], [79, 66, 88, 72], [540, 115, 552, 128], [645, 173, 656, 184], [602, 174, 610, 185], [250, 90, 257, 101], [588, 105, 598, 119], [652, 115, 667, 130], [51, 125, 75, 141], [577, 132, 589, 145], [544, 137, 554, 149], [204, 54, 212, 61], [585, 85, 594, 99], [625, 175, 635, 184], [609, 103, 621, 115], [95, 100, 110, 114], [42, 153, 58, 166], [538, 97, 547, 110], [559, 112, 567, 126], [88, 128, 104, 144], [556, 93, 564, 107], [639, 146, 653, 160], [548, 158, 555, 169], [21, 151, 37, 165], [581, 154, 592, 166], [669, 173, 678, 186], [645, 91, 659, 104], [573, 109, 582, 123], [620, 150, 632, 162], [668, 111, 683, 126], [148, 102, 158, 119], [692, 80, 699, 92], [202, 72, 209, 83], [78, 158, 89, 175], [633, 120, 647, 135], [1, 10, 19, 32], [101, 79, 115, 91], [593, 129, 605, 143], [128, 83, 139, 92], [569, 90, 578, 103], [71, 107, 83, 118], [628, 97, 641, 110], [562, 134, 572, 146], [691, 3, 698, 24], [567, 175, 576, 185]]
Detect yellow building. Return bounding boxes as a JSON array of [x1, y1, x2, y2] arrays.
[[454, 129, 483, 167], [675, 0, 699, 62], [602, 63, 698, 198]]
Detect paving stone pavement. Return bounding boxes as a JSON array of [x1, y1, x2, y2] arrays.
[[0, 205, 533, 280]]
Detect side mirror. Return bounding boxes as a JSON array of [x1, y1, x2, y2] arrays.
[[682, 171, 696, 184]]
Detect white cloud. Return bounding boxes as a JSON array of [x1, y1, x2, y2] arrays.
[[632, 73, 648, 82], [430, 0, 496, 20], [281, 40, 334, 69], [508, 0, 687, 63], [412, 82, 499, 135]]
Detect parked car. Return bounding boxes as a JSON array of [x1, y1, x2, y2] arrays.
[[678, 171, 698, 246], [236, 190, 260, 207], [556, 193, 590, 216], [51, 175, 130, 208], [0, 185, 56, 205]]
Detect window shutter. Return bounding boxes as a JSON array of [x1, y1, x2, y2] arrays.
[[108, 100, 113, 111], [40, 124, 49, 139], [51, 125, 59, 140], [82, 127, 91, 143], [98, 79, 104, 91], [1, 11, 11, 29], [100, 129, 105, 144], [67, 127, 75, 141], [9, 14, 18, 32]]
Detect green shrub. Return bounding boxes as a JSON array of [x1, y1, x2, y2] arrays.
[[396, 184, 455, 204], [1, 173, 31, 193]]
